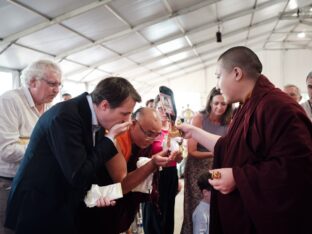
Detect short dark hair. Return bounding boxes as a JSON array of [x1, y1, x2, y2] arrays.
[[62, 93, 71, 97], [145, 98, 154, 107], [197, 172, 212, 191], [91, 77, 141, 108], [218, 46, 262, 79]]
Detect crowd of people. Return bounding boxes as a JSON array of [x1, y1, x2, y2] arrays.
[[0, 46, 311, 234]]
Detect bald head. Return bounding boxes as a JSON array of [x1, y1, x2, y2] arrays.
[[131, 107, 162, 148], [218, 46, 262, 80], [134, 107, 161, 126]]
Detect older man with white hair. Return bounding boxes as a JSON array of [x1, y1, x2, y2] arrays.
[[301, 71, 312, 121], [0, 60, 61, 234]]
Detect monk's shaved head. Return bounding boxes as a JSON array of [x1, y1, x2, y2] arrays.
[[218, 46, 262, 79], [131, 107, 162, 148], [133, 107, 160, 124], [132, 107, 162, 132]]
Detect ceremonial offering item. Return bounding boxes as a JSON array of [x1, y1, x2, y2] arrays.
[[159, 86, 183, 151], [208, 171, 221, 180], [159, 86, 177, 123]]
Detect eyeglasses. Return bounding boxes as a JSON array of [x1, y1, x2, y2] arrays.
[[137, 121, 161, 139], [41, 78, 62, 88]]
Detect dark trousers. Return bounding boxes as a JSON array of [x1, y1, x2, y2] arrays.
[[143, 167, 178, 234], [0, 177, 14, 234]]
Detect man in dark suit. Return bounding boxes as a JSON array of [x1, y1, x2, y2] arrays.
[[4, 77, 142, 234], [79, 107, 183, 234]]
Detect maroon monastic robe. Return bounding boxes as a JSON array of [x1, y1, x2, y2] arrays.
[[211, 76, 312, 234]]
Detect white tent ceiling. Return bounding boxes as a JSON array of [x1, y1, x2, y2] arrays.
[[1, 0, 312, 96]]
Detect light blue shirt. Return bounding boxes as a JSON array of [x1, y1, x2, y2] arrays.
[[192, 200, 210, 234]]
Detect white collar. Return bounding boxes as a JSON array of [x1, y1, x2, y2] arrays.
[[86, 95, 99, 127], [22, 86, 36, 108]]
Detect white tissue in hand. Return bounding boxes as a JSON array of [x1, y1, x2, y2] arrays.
[[132, 157, 153, 194], [84, 183, 123, 208]]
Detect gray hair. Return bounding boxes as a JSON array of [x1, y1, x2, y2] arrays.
[[21, 60, 62, 87], [284, 84, 301, 93]]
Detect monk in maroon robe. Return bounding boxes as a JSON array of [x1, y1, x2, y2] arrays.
[[178, 46, 312, 234]]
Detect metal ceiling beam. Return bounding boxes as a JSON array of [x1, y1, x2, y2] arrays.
[[161, 0, 204, 69], [55, 0, 221, 59], [120, 20, 297, 81], [63, 0, 286, 78], [102, 2, 178, 78], [137, 16, 279, 67], [0, 0, 112, 45], [61, 0, 284, 63]]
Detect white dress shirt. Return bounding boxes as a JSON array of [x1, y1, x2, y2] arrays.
[[0, 87, 48, 177], [301, 100, 312, 121], [86, 95, 115, 146]]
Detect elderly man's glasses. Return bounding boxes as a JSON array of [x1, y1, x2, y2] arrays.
[[42, 78, 62, 88], [137, 121, 161, 139]]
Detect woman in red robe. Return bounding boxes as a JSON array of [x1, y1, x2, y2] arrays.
[[177, 46, 312, 234]]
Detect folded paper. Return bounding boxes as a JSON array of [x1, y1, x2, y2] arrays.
[[132, 157, 153, 194], [84, 183, 123, 208]]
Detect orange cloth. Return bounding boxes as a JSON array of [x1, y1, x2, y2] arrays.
[[116, 130, 132, 162]]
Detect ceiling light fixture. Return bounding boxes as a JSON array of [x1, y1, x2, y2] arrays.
[[216, 26, 222, 43], [289, 0, 298, 10], [297, 32, 306, 38]]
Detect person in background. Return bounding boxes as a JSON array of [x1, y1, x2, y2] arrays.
[[143, 95, 182, 234], [301, 71, 312, 120], [0, 60, 62, 234], [78, 107, 181, 234], [181, 104, 195, 124], [283, 84, 301, 103], [177, 46, 312, 234], [146, 98, 155, 108], [62, 92, 72, 101], [181, 87, 232, 234], [192, 172, 212, 234], [5, 77, 141, 234]]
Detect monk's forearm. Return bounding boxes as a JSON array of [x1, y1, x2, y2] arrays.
[[121, 160, 156, 194], [189, 151, 213, 159], [192, 128, 220, 153]]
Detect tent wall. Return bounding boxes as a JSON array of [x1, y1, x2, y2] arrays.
[[140, 49, 311, 111]]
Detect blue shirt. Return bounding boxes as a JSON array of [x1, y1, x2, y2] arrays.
[[192, 200, 210, 234]]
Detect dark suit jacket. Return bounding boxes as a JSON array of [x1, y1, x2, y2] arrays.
[[78, 144, 151, 234], [5, 93, 117, 234]]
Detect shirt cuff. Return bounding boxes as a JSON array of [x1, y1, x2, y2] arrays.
[[105, 135, 116, 145]]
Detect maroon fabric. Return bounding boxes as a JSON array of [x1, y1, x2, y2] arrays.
[[211, 76, 312, 234]]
